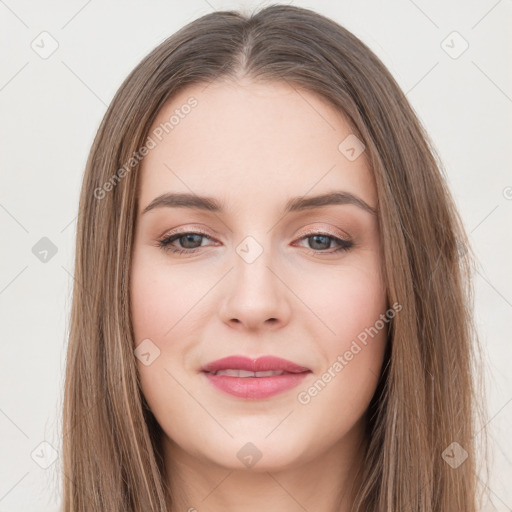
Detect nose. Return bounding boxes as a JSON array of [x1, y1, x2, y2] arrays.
[[218, 241, 292, 332]]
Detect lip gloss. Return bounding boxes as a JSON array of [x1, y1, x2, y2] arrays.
[[202, 371, 310, 399]]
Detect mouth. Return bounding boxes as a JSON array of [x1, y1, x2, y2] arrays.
[[200, 355, 312, 399]]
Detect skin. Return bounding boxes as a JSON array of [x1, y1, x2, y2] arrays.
[[130, 77, 388, 512]]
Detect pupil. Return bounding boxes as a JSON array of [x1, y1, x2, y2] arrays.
[[181, 234, 201, 248], [310, 235, 329, 250]]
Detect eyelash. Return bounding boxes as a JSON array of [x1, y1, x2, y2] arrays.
[[157, 229, 354, 256]]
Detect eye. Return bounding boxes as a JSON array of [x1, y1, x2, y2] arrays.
[[157, 229, 354, 256], [294, 231, 354, 254], [157, 231, 214, 255]]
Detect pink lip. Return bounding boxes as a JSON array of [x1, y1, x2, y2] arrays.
[[201, 355, 310, 374], [201, 355, 311, 400]]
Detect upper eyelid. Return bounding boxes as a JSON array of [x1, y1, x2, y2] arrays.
[[161, 228, 214, 241]]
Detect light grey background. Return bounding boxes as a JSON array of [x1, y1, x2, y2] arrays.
[[0, 1, 511, 510]]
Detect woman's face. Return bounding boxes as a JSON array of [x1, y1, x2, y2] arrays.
[[130, 78, 388, 472]]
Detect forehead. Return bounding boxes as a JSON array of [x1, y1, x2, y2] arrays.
[[137, 78, 376, 213]]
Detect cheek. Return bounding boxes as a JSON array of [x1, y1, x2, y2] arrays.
[[130, 258, 186, 425], [293, 258, 388, 413], [302, 255, 387, 344], [329, 275, 386, 341], [130, 252, 209, 409], [292, 328, 387, 457], [130, 253, 203, 343]]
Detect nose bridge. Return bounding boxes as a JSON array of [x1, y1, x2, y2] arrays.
[[218, 232, 291, 329], [233, 233, 279, 299]]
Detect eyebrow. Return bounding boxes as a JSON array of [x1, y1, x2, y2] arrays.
[[141, 191, 377, 216]]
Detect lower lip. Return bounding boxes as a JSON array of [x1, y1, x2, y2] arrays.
[[202, 371, 311, 399]]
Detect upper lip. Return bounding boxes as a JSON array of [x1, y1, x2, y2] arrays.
[[201, 355, 311, 374]]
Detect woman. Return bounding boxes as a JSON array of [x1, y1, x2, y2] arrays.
[[62, 5, 485, 511]]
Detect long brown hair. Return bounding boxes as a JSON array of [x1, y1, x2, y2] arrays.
[[61, 4, 486, 511]]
